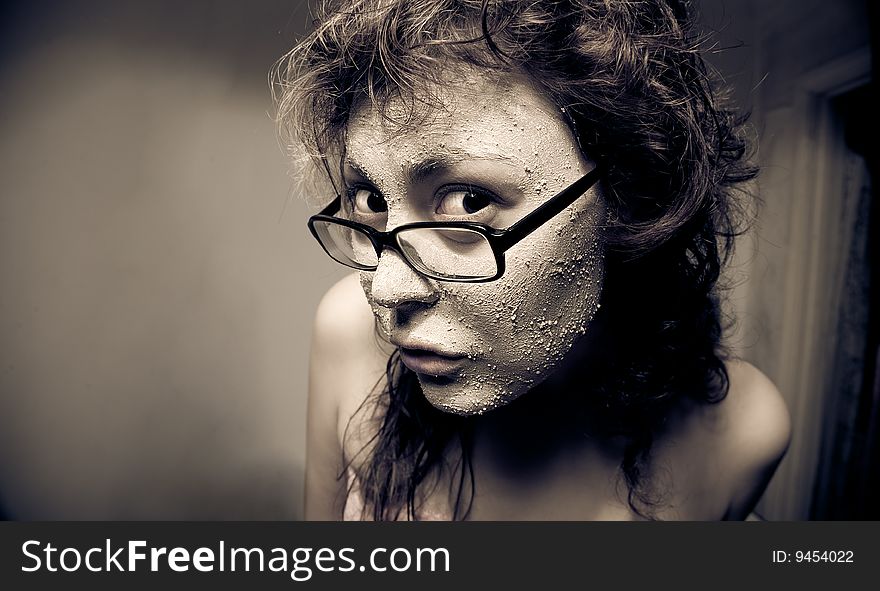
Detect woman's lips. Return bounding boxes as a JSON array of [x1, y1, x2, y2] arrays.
[[398, 347, 467, 377]]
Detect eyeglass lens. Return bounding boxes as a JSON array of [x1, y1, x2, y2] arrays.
[[396, 227, 497, 279], [312, 220, 498, 280], [311, 220, 378, 269]]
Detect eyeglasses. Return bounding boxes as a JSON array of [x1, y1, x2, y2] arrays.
[[307, 166, 601, 283]]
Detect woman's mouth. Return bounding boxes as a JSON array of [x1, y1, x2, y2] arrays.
[[398, 347, 467, 377]]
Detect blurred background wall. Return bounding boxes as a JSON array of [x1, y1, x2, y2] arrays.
[[0, 0, 349, 519], [700, 0, 876, 520], [0, 0, 874, 520]]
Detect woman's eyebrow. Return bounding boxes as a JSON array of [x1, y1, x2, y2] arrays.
[[342, 158, 373, 182], [344, 153, 519, 185]]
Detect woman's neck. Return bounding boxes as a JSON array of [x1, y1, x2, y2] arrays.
[[466, 327, 627, 483]]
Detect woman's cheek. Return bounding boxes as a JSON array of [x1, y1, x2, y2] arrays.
[[477, 216, 605, 382]]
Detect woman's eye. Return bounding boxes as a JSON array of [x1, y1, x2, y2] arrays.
[[351, 188, 387, 214], [436, 189, 493, 216]]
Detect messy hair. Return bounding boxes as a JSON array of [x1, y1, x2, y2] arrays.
[[274, 0, 756, 519]]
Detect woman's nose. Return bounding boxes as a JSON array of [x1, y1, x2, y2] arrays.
[[368, 248, 440, 310]]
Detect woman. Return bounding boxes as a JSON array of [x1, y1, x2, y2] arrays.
[[275, 0, 791, 520]]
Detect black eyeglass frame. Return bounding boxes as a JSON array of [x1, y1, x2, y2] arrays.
[[307, 166, 602, 283]]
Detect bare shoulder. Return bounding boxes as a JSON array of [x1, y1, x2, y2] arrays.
[[312, 272, 381, 363], [305, 272, 391, 519], [721, 360, 791, 460], [311, 272, 391, 422], [708, 359, 791, 519], [654, 359, 790, 520]]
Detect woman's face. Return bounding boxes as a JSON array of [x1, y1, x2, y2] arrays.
[[345, 66, 605, 415]]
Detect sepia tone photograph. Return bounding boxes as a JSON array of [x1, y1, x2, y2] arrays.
[[0, 0, 875, 521]]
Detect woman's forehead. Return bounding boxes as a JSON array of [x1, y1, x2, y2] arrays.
[[344, 68, 579, 173]]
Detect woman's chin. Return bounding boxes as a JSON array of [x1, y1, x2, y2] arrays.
[[417, 374, 532, 416]]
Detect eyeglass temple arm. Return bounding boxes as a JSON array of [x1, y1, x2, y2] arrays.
[[494, 167, 602, 252]]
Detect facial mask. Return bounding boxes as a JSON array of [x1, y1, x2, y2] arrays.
[[347, 66, 605, 415]]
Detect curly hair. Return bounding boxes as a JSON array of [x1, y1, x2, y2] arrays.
[[274, 0, 757, 519]]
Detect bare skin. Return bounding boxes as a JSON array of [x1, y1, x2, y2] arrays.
[[305, 273, 792, 520]]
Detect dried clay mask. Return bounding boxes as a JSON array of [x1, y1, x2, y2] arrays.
[[345, 67, 606, 415]]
